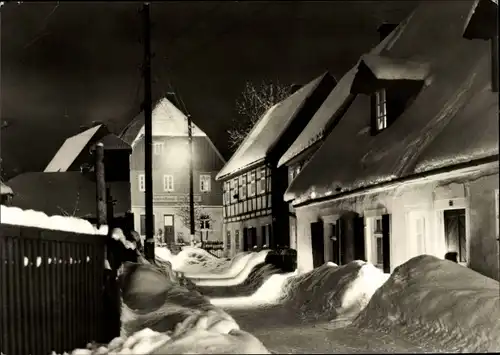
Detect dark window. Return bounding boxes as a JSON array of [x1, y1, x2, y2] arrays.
[[226, 230, 231, 250]]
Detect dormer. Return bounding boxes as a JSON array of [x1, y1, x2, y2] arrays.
[[463, 0, 499, 92], [351, 54, 430, 135]]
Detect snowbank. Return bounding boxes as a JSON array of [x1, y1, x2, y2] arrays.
[[210, 271, 298, 308], [155, 246, 173, 263], [190, 250, 271, 287], [276, 260, 389, 322], [168, 246, 231, 273], [0, 205, 108, 235], [117, 261, 270, 354], [196, 263, 283, 298], [352, 255, 500, 352], [183, 252, 255, 279]]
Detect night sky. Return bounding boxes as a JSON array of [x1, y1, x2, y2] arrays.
[[0, 0, 417, 179]]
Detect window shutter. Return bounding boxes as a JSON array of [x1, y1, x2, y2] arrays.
[[370, 94, 377, 136], [338, 217, 346, 265], [382, 213, 391, 273], [354, 216, 366, 261]]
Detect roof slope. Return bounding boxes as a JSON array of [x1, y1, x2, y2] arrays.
[[120, 97, 225, 164], [7, 172, 130, 218], [286, 0, 498, 205], [277, 16, 414, 167], [216, 73, 330, 180], [120, 98, 207, 146], [44, 125, 102, 172]]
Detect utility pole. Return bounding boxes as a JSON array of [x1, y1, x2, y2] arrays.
[[142, 2, 155, 260], [187, 114, 196, 245], [95, 142, 107, 228]]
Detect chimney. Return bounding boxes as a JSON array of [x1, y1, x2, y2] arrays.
[[289, 84, 303, 95], [377, 22, 399, 42]]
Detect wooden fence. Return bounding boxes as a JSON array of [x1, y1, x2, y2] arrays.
[[0, 224, 107, 355]]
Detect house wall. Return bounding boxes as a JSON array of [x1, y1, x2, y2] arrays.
[[223, 215, 273, 257], [132, 205, 223, 243], [130, 135, 224, 241], [294, 167, 499, 280]]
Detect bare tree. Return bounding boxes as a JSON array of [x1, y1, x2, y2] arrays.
[[176, 197, 215, 242], [228, 80, 291, 150]]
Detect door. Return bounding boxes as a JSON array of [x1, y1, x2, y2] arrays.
[[163, 215, 175, 244], [444, 209, 467, 262], [249, 227, 258, 249], [243, 228, 249, 251], [261, 225, 267, 248], [330, 222, 341, 264], [310, 221, 325, 268]]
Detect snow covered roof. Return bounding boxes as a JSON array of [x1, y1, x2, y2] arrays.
[[277, 18, 414, 168], [285, 0, 499, 205], [463, 0, 498, 40], [1, 181, 13, 195], [216, 72, 332, 180], [119, 97, 225, 164], [45, 125, 102, 172], [351, 54, 431, 94], [120, 98, 207, 147], [7, 172, 131, 218]]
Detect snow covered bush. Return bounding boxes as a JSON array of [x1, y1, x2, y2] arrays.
[[352, 255, 500, 352]]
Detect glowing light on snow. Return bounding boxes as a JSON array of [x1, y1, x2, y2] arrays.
[[86, 256, 90, 262], [210, 271, 298, 308], [24, 256, 29, 267], [191, 250, 271, 287], [36, 256, 42, 267], [48, 257, 52, 265]]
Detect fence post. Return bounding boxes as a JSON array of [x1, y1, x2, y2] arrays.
[[95, 142, 106, 228]]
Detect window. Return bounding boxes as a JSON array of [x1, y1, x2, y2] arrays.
[[200, 174, 211, 192], [373, 216, 384, 268], [163, 175, 174, 192], [248, 171, 256, 197], [495, 190, 499, 241], [374, 89, 387, 132], [138, 174, 145, 192], [226, 230, 232, 251], [200, 216, 211, 230], [239, 175, 247, 200], [153, 142, 164, 155], [235, 230, 240, 251]]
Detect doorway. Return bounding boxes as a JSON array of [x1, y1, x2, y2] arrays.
[[163, 214, 175, 244], [443, 209, 467, 262], [310, 221, 325, 268], [329, 222, 341, 265]]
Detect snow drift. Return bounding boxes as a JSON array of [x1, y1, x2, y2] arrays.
[[117, 261, 270, 354], [190, 250, 271, 287], [277, 260, 389, 322], [352, 255, 500, 352], [182, 252, 254, 279], [0, 205, 108, 235], [195, 263, 282, 298], [213, 260, 389, 327]]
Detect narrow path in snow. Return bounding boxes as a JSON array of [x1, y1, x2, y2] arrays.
[[224, 306, 439, 353]]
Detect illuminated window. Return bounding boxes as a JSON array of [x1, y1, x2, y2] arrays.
[[200, 174, 211, 192], [374, 89, 387, 132], [163, 175, 174, 191], [138, 174, 145, 192], [153, 142, 164, 155]]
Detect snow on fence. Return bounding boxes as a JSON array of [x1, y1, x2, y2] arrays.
[[0, 206, 109, 355]]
